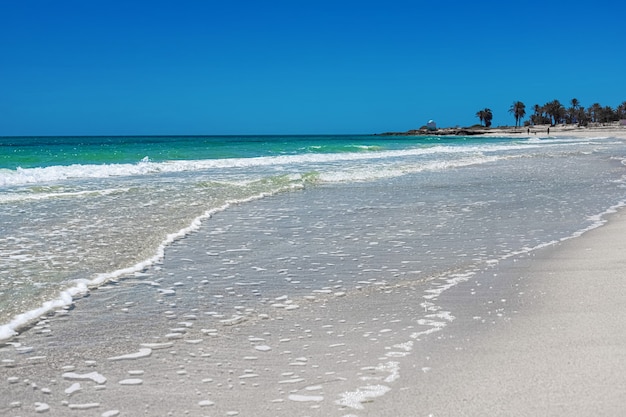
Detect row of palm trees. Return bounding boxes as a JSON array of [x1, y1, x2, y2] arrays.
[[476, 99, 626, 128]]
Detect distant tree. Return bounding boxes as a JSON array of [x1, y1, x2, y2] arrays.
[[567, 98, 580, 124], [474, 98, 625, 129], [476, 109, 486, 126], [588, 103, 602, 123], [532, 104, 542, 121], [544, 99, 565, 125], [618, 101, 626, 119], [475, 108, 493, 127], [599, 106, 617, 123], [576, 106, 589, 126], [508, 101, 526, 128], [530, 104, 549, 125]]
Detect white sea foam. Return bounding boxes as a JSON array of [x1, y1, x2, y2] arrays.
[[0, 191, 277, 341], [118, 378, 143, 385], [62, 371, 107, 384], [68, 403, 101, 410], [34, 402, 50, 413], [0, 188, 129, 204], [0, 285, 84, 340], [65, 382, 82, 395], [108, 348, 152, 361], [336, 385, 391, 410], [0, 141, 540, 187], [288, 394, 324, 402], [317, 154, 503, 183]]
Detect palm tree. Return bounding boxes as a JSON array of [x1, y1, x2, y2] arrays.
[[588, 103, 602, 123], [617, 101, 626, 119], [530, 104, 547, 125], [600, 106, 617, 123], [508, 101, 526, 128], [544, 99, 565, 125], [476, 108, 493, 127], [483, 108, 493, 127], [476, 109, 486, 126], [568, 98, 580, 124]]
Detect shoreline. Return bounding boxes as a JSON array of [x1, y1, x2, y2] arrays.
[[2, 206, 625, 415], [379, 124, 626, 139], [1, 133, 625, 416], [366, 208, 626, 416]]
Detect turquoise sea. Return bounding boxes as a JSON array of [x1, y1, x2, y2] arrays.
[[1, 134, 626, 340]]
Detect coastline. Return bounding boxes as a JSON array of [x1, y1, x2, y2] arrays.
[[1, 132, 626, 416], [366, 208, 626, 416], [380, 124, 626, 140], [2, 202, 625, 416]]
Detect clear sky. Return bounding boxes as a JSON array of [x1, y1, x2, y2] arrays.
[[1, 0, 624, 136]]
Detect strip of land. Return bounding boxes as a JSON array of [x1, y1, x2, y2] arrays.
[[380, 124, 626, 139]]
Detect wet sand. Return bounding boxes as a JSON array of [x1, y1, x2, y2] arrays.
[[2, 163, 626, 416]]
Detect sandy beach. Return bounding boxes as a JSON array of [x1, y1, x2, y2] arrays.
[[4, 0, 626, 414], [3, 201, 626, 417], [365, 208, 626, 416], [1, 130, 625, 416], [484, 124, 626, 140], [383, 124, 626, 140]]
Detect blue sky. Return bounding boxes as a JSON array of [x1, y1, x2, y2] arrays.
[[1, 1, 624, 135]]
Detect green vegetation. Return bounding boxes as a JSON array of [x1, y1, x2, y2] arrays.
[[475, 108, 493, 127], [479, 99, 626, 127], [508, 101, 526, 128]]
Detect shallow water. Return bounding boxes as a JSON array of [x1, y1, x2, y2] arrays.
[[1, 134, 626, 415], [1, 135, 625, 339]]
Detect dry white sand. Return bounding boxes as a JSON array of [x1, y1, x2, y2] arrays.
[[483, 124, 626, 140], [548, 126, 626, 139]]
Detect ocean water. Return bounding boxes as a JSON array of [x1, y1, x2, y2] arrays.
[[1, 134, 626, 341]]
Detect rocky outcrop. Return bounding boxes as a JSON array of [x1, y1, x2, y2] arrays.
[[378, 127, 491, 136]]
